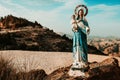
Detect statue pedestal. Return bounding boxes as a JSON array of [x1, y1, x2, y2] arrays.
[[68, 61, 89, 77], [68, 68, 85, 77]]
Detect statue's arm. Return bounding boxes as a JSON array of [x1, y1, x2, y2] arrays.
[[84, 18, 90, 35]]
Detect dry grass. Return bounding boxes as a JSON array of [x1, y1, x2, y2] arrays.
[[0, 55, 47, 80], [16, 56, 40, 72], [0, 51, 73, 74], [0, 56, 16, 80]]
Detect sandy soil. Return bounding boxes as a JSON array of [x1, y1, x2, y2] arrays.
[[0, 50, 120, 74]]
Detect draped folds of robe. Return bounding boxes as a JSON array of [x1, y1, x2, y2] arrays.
[[72, 19, 90, 63]]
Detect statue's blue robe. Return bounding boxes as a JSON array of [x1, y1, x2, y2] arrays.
[[73, 20, 89, 63]]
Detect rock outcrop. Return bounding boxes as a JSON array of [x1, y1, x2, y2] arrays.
[[44, 58, 120, 80], [16, 69, 47, 80], [88, 38, 120, 56], [0, 15, 42, 29]]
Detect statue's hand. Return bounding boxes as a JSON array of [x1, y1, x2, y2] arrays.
[[72, 23, 78, 31], [86, 27, 90, 35], [74, 25, 78, 30]]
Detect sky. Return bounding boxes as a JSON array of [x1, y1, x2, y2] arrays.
[[0, 0, 120, 37]]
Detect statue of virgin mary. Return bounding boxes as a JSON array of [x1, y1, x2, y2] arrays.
[[71, 4, 90, 69]]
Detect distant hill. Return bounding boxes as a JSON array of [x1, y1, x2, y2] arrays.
[[0, 15, 105, 54], [0, 15, 72, 52], [0, 15, 42, 29], [88, 38, 120, 56]]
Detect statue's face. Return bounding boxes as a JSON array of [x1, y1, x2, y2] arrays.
[[79, 9, 84, 17]]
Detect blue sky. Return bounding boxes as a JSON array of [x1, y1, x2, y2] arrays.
[[86, 0, 120, 5], [0, 0, 120, 37]]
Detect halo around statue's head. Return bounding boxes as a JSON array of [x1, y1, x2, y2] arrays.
[[74, 4, 88, 16]]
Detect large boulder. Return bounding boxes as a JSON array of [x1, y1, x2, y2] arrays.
[[45, 58, 120, 80], [16, 69, 47, 80]]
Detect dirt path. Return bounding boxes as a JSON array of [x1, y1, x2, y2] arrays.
[[0, 50, 120, 74]]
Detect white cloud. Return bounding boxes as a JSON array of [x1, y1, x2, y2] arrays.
[[88, 4, 120, 37], [0, 0, 120, 37], [89, 4, 120, 11], [54, 0, 67, 2], [55, 0, 86, 10], [18, 0, 57, 6], [0, 4, 17, 17]]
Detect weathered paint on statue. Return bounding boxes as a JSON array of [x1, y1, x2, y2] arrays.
[[71, 7, 90, 69]]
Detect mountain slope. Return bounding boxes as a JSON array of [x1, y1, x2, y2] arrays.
[[0, 15, 104, 54], [0, 15, 72, 51]]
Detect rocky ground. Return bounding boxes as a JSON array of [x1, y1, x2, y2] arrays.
[[88, 38, 120, 57], [0, 51, 120, 80], [45, 58, 120, 80]]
